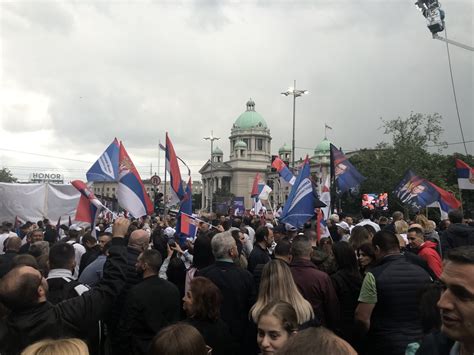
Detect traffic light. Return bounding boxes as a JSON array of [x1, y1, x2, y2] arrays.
[[154, 192, 163, 213]]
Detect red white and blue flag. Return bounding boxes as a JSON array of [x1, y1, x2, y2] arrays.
[[427, 182, 462, 219], [180, 213, 198, 240], [117, 143, 154, 218], [272, 157, 296, 185], [456, 159, 474, 190], [165, 133, 185, 205], [71, 180, 104, 236]]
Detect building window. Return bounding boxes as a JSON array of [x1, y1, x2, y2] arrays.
[[256, 139, 263, 151], [112, 187, 115, 192], [106, 187, 110, 191], [243, 138, 249, 150]]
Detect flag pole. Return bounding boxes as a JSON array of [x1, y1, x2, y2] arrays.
[[457, 185, 464, 215], [266, 194, 279, 225]]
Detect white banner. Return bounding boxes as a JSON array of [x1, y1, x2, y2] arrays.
[[0, 183, 80, 223]]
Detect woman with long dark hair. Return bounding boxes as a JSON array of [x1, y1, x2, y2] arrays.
[[183, 277, 236, 355]]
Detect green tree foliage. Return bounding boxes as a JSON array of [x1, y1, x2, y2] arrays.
[[0, 168, 17, 183], [343, 113, 473, 218]]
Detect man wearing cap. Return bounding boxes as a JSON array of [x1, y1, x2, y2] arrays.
[[336, 222, 351, 242]]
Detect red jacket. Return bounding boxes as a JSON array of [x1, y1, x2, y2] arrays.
[[418, 241, 443, 278]]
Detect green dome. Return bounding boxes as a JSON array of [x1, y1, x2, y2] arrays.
[[234, 140, 247, 149], [314, 138, 332, 155], [278, 143, 292, 154], [212, 146, 223, 155], [234, 99, 268, 129]]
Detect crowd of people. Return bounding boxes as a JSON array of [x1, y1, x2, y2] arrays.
[[0, 206, 473, 355]]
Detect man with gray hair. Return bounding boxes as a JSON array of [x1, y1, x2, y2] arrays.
[[197, 231, 256, 354]]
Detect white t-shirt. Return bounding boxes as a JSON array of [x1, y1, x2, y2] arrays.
[[66, 240, 86, 279]]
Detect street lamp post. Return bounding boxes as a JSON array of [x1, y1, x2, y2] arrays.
[[204, 131, 220, 213], [281, 80, 308, 171]]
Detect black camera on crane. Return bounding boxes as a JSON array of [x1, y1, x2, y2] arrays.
[[415, 0, 445, 34]]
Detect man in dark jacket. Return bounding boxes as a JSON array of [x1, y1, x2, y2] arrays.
[[0, 217, 130, 355], [197, 231, 256, 355], [441, 209, 474, 255], [0, 236, 21, 278], [247, 226, 273, 274], [117, 249, 180, 354], [107, 228, 149, 354], [289, 235, 340, 330], [355, 230, 432, 355], [46, 242, 89, 304]]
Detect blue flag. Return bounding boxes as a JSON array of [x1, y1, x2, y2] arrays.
[[86, 138, 120, 182], [280, 157, 315, 228], [330, 144, 366, 193], [393, 170, 438, 210]]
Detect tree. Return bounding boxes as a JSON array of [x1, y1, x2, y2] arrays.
[[0, 168, 17, 183], [343, 113, 473, 218]]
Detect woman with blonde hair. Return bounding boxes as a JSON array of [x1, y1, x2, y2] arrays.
[[250, 259, 314, 325], [21, 338, 89, 355], [395, 220, 409, 244], [414, 214, 442, 255]]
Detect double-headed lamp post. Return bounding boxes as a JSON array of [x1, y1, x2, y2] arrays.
[[281, 80, 308, 171], [204, 131, 220, 213]]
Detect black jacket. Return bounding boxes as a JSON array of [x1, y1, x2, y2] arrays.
[[106, 246, 142, 353], [117, 275, 181, 355], [441, 223, 474, 255], [247, 244, 270, 274], [197, 261, 256, 355], [0, 238, 127, 355], [367, 254, 432, 355], [0, 250, 18, 278], [330, 269, 362, 344], [186, 318, 238, 355], [79, 246, 101, 275], [416, 331, 454, 355]]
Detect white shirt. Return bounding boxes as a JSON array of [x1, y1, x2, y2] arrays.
[[356, 219, 381, 232], [66, 240, 86, 279]]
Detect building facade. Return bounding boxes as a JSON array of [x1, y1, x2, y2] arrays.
[[200, 99, 332, 211]]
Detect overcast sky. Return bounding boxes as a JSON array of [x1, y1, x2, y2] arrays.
[[1, 0, 472, 183]]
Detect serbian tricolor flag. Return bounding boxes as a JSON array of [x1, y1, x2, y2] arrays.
[[165, 133, 185, 205], [427, 182, 462, 219], [176, 178, 193, 245], [72, 180, 104, 236], [272, 157, 296, 185], [117, 143, 153, 218], [456, 159, 474, 190], [180, 213, 198, 240]]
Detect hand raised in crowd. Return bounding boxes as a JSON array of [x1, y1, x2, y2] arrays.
[[112, 217, 130, 238], [171, 243, 184, 255], [166, 243, 173, 259]]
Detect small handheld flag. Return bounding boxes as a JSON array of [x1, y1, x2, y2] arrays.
[[272, 157, 296, 185]]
